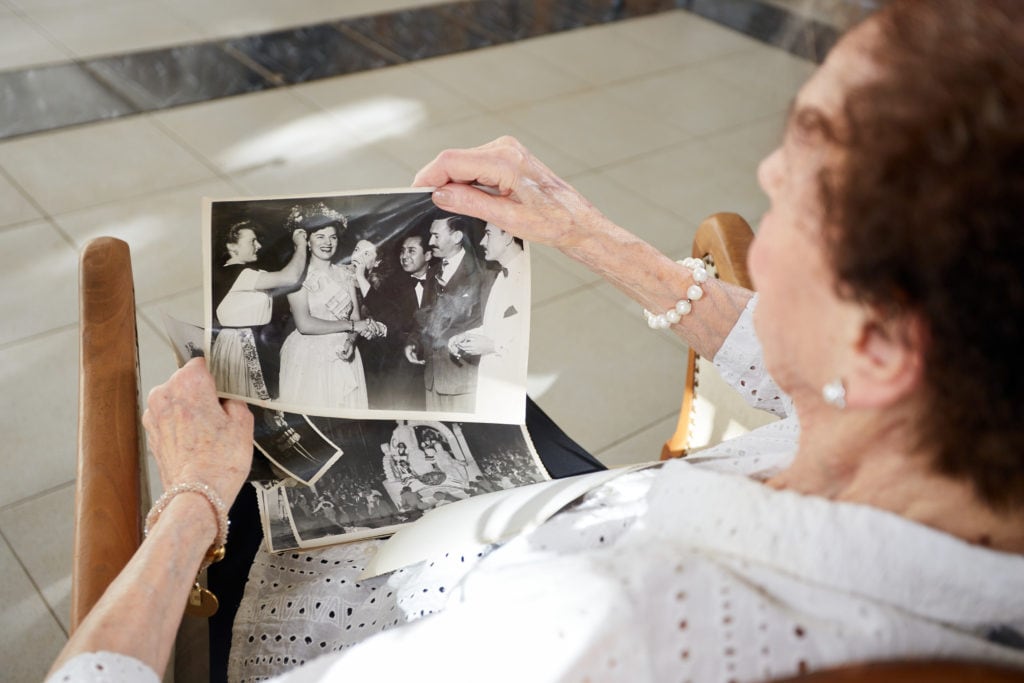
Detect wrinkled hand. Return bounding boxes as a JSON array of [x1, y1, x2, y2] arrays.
[[413, 136, 600, 250], [291, 229, 308, 249], [405, 344, 425, 365], [449, 331, 494, 357], [141, 358, 253, 506]]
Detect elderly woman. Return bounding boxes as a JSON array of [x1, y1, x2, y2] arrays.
[[209, 219, 307, 399], [277, 203, 373, 410], [49, 1, 1024, 681]]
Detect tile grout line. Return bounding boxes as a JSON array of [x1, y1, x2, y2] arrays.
[[593, 408, 682, 457], [0, 527, 70, 638]]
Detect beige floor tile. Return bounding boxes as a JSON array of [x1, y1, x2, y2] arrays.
[[0, 220, 78, 346], [374, 112, 587, 180], [53, 177, 234, 305], [599, 138, 757, 225], [527, 286, 687, 454], [412, 40, 585, 112], [604, 64, 788, 139], [155, 89, 327, 176], [0, 483, 74, 632], [520, 20, 669, 86], [0, 326, 78, 507], [595, 412, 679, 468], [0, 539, 67, 683], [1, 117, 217, 216], [702, 112, 787, 170], [138, 305, 188, 406], [8, 0, 134, 10], [499, 88, 691, 169], [0, 14, 70, 70], [231, 141, 411, 197], [567, 170, 695, 256], [703, 46, 816, 112], [530, 246, 592, 307], [293, 62, 486, 144], [25, 0, 203, 59], [0, 170, 43, 228], [612, 10, 762, 67], [138, 286, 205, 336]]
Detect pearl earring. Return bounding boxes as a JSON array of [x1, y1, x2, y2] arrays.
[[822, 378, 847, 409]]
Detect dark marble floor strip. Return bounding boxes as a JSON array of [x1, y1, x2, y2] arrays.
[[0, 0, 833, 142]]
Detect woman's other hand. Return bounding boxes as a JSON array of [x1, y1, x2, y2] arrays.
[[141, 357, 253, 506], [337, 336, 356, 362], [413, 136, 601, 250]]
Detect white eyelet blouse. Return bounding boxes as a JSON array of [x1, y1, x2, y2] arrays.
[[50, 296, 1024, 683]]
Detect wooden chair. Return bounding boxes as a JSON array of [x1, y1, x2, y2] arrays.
[[662, 212, 776, 460], [74, 228, 1024, 682], [74, 236, 146, 630]]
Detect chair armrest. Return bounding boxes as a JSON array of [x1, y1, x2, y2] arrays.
[[661, 213, 755, 460], [73, 237, 144, 631]]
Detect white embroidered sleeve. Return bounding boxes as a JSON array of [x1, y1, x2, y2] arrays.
[[712, 294, 794, 417], [46, 652, 159, 683]]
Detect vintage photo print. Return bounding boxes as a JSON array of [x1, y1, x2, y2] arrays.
[[204, 188, 530, 425], [251, 407, 344, 486], [253, 418, 547, 552]]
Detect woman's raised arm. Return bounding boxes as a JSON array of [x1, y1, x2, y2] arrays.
[[254, 229, 309, 291], [414, 136, 753, 360]]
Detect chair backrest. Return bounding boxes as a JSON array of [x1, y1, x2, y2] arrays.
[[73, 236, 146, 631]]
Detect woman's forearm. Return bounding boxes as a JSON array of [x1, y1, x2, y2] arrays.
[[294, 314, 358, 335], [560, 211, 753, 360], [413, 137, 753, 360], [49, 494, 218, 677]]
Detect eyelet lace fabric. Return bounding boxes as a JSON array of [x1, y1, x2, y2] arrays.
[[63, 297, 1024, 683], [46, 652, 160, 683], [713, 294, 795, 418]]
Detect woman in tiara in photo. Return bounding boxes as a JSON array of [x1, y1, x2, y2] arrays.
[[277, 202, 373, 410]]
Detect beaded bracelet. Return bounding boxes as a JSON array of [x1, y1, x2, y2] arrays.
[[643, 257, 710, 329], [144, 482, 229, 570]]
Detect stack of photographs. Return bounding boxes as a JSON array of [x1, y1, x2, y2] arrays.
[[193, 188, 542, 552]]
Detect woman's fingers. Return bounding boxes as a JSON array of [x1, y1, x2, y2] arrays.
[[431, 183, 521, 232], [415, 136, 588, 249], [413, 135, 526, 192], [142, 359, 253, 502]]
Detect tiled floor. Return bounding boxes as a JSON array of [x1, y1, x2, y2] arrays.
[[0, 1, 820, 680]]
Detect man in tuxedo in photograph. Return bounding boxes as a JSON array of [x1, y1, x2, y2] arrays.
[[407, 213, 494, 413], [362, 229, 433, 410]]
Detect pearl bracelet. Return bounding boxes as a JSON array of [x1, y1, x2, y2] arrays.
[[145, 482, 229, 569], [643, 257, 710, 329]]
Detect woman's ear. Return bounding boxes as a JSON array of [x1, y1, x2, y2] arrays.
[[845, 312, 926, 409]]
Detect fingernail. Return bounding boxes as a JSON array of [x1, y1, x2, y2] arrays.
[[433, 188, 451, 205]]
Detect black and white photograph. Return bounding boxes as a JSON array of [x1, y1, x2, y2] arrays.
[[253, 418, 547, 552], [203, 189, 531, 424], [251, 407, 344, 486], [160, 314, 205, 367]]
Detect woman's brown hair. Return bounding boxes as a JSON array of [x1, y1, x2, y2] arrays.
[[818, 0, 1024, 509]]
